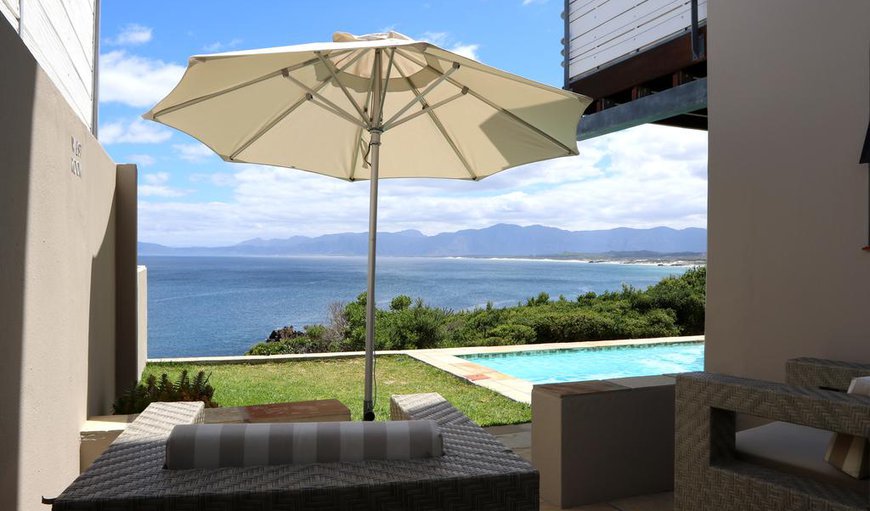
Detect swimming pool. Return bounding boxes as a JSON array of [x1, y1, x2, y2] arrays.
[[459, 342, 704, 384]]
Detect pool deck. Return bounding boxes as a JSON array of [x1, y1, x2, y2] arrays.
[[406, 335, 703, 403]]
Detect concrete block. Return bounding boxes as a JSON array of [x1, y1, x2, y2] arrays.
[[532, 376, 675, 508]]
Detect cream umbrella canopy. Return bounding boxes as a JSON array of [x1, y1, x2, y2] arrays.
[[144, 31, 591, 420]]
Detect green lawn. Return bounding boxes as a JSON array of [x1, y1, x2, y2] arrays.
[[144, 355, 530, 426]]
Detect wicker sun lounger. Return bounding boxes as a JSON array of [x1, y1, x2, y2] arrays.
[[53, 393, 538, 510], [674, 358, 870, 511]]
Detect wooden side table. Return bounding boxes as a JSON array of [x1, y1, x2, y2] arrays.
[[203, 399, 350, 424]]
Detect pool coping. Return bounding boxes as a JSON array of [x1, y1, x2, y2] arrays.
[[404, 335, 704, 404]]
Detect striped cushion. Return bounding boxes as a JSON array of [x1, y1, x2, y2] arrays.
[[165, 420, 443, 469], [825, 376, 870, 478]]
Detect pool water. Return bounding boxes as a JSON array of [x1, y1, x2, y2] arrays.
[[460, 342, 704, 384]]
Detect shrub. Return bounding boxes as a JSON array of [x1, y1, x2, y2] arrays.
[[390, 295, 412, 311], [644, 266, 706, 334], [113, 370, 217, 414], [243, 267, 706, 354], [380, 299, 447, 350], [485, 323, 537, 345], [526, 292, 550, 307]]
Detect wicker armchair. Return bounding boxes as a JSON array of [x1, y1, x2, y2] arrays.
[[53, 394, 538, 510], [674, 359, 870, 511]]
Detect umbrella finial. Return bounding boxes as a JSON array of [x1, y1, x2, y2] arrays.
[[332, 31, 414, 43]]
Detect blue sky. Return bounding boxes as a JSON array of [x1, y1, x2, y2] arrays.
[[99, 0, 707, 247]]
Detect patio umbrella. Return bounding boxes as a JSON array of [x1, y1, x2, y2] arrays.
[[143, 31, 591, 420]]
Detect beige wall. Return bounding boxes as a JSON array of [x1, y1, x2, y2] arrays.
[[136, 266, 149, 380], [0, 18, 138, 511], [706, 0, 870, 381]]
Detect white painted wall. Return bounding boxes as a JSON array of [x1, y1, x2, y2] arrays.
[[567, 0, 707, 80], [1, 0, 96, 130]]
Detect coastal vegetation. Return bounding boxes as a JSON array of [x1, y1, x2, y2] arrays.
[[114, 370, 218, 414], [144, 356, 531, 425], [247, 267, 706, 355]]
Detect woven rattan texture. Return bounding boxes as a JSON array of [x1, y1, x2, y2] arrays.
[[674, 371, 870, 511], [786, 358, 870, 392], [54, 395, 537, 510]]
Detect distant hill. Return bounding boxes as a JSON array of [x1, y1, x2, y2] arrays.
[[138, 224, 706, 257]]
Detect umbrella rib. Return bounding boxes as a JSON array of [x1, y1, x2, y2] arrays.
[[425, 107, 478, 180], [382, 88, 468, 131], [395, 66, 478, 180], [348, 126, 364, 180], [463, 86, 577, 155], [377, 48, 396, 122], [395, 48, 578, 155], [382, 62, 460, 129], [306, 95, 369, 129], [229, 50, 371, 160], [349, 50, 380, 181], [283, 72, 369, 129], [228, 94, 309, 161], [314, 51, 368, 124], [363, 52, 377, 126], [149, 54, 326, 119]]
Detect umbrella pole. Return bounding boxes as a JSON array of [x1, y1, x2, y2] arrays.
[[363, 129, 381, 422], [363, 48, 384, 422]]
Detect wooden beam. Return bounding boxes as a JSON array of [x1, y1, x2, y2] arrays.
[[567, 27, 707, 100], [577, 78, 707, 141]]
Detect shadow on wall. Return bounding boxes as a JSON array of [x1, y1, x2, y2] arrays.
[[88, 199, 118, 416], [0, 18, 37, 511]]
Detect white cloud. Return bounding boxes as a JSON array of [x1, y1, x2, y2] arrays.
[[522, 0, 548, 5], [126, 153, 156, 166], [105, 24, 152, 46], [420, 32, 449, 46], [143, 172, 169, 185], [138, 124, 707, 247], [203, 38, 243, 52], [449, 44, 480, 61], [189, 173, 237, 187], [139, 172, 189, 198], [99, 50, 185, 108], [100, 118, 172, 144], [420, 32, 481, 61], [173, 143, 215, 163]]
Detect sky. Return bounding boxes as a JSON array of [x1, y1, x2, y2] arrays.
[[99, 0, 708, 247]]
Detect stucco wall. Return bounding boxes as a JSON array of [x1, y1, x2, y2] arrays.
[[136, 266, 148, 380], [0, 18, 136, 511], [706, 0, 870, 381]]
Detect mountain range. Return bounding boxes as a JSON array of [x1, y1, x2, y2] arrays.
[[138, 224, 706, 257]]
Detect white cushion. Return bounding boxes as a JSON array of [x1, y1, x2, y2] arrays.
[[824, 376, 870, 479]]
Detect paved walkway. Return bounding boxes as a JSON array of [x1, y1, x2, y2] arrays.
[[485, 423, 673, 511]]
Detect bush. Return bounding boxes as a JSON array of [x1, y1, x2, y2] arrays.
[[526, 292, 550, 307], [485, 323, 537, 345], [113, 370, 217, 414], [390, 295, 412, 311], [380, 299, 448, 350], [644, 266, 706, 334], [244, 266, 706, 354]]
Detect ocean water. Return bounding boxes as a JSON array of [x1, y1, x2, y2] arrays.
[[461, 342, 704, 383], [140, 255, 689, 358]]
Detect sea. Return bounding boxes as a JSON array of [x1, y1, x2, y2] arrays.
[[140, 255, 690, 358]]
